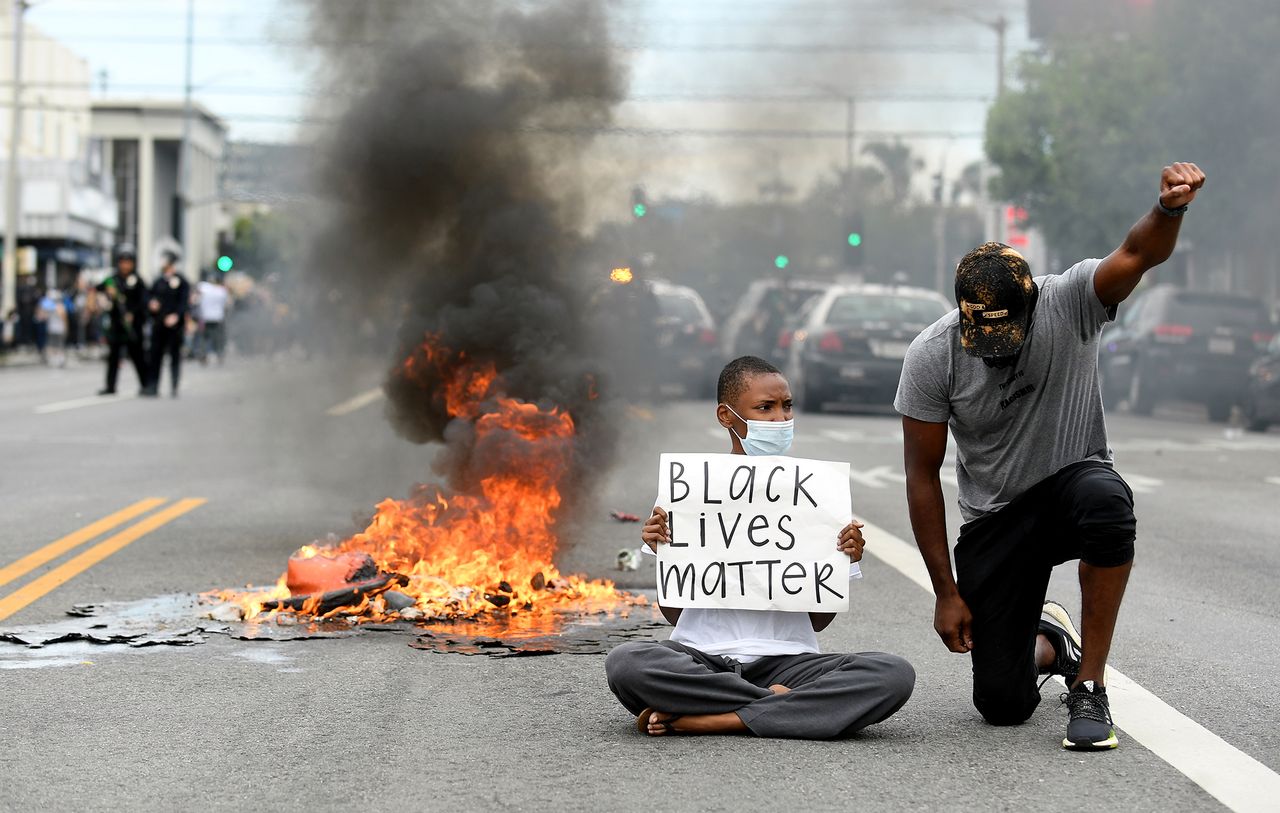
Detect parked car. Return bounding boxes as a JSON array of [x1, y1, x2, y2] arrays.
[[649, 280, 720, 398], [1100, 286, 1275, 421], [721, 279, 833, 365], [785, 283, 952, 412], [1243, 333, 1280, 432]]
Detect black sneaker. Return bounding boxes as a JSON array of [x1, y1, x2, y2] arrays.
[[1061, 680, 1119, 751], [1038, 600, 1082, 687]]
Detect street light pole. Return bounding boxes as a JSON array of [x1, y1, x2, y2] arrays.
[[2, 0, 26, 323], [176, 0, 193, 277]]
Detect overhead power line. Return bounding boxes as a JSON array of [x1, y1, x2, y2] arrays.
[[0, 32, 999, 55], [0, 79, 994, 105]]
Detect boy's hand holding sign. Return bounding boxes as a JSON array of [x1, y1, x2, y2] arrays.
[[654, 452, 854, 612]]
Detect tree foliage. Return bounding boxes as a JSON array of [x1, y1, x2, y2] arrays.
[[986, 0, 1280, 282]]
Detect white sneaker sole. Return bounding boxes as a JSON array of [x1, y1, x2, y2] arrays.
[[1041, 600, 1083, 653], [1063, 731, 1120, 751]]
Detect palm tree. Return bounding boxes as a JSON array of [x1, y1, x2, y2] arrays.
[[861, 138, 925, 208], [951, 160, 985, 206]]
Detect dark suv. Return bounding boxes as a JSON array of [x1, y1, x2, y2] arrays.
[[1243, 334, 1280, 432], [1100, 286, 1275, 421]]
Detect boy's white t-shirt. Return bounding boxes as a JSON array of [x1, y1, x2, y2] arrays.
[[669, 608, 819, 664], [641, 547, 861, 664]]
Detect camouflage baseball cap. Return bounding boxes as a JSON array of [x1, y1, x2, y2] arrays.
[[954, 242, 1036, 357]]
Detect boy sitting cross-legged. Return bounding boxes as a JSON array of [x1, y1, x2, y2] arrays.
[[604, 356, 915, 738]]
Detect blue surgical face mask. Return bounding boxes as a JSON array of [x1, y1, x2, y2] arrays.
[[722, 404, 794, 456]]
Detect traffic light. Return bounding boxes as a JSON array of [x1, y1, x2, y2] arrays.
[[774, 254, 790, 270], [843, 214, 865, 269], [216, 255, 234, 272], [631, 186, 647, 219]]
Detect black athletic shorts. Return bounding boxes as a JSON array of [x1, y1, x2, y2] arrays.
[[953, 460, 1136, 725]]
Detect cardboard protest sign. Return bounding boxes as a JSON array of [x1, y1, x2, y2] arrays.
[[654, 453, 852, 612]]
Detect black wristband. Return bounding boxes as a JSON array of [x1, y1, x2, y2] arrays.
[[1156, 199, 1188, 217]]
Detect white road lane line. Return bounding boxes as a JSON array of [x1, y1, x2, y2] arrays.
[[1125, 473, 1164, 494], [848, 466, 906, 490], [324, 387, 384, 417], [820, 428, 859, 443], [34, 393, 137, 414], [855, 516, 1280, 813], [1265, 476, 1280, 487]]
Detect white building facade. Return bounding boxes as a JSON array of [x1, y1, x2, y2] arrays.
[[90, 100, 227, 283], [0, 0, 117, 300]]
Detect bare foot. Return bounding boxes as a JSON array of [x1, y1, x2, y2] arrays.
[[768, 684, 791, 695], [642, 710, 748, 736]]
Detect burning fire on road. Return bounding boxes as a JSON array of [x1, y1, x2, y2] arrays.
[[211, 340, 642, 628]]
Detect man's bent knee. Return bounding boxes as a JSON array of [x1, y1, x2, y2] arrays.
[[973, 682, 1039, 726], [972, 659, 1039, 725], [1074, 475, 1137, 568]]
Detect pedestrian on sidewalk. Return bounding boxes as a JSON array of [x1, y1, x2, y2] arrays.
[[96, 243, 150, 395], [36, 288, 67, 367], [145, 250, 190, 398], [196, 271, 231, 365], [33, 287, 52, 362], [895, 162, 1207, 751]]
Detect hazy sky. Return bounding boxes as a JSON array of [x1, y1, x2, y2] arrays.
[[24, 0, 1031, 205]]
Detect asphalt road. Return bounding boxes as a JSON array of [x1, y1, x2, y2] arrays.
[[2, 356, 1279, 812]]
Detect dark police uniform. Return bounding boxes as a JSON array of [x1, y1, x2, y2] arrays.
[[148, 272, 190, 396], [96, 270, 149, 393]]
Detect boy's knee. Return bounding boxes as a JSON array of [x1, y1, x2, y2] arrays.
[[841, 653, 916, 703], [605, 641, 663, 691], [870, 654, 916, 703]]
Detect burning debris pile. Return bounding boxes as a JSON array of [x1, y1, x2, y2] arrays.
[[213, 346, 639, 625], [209, 0, 642, 632]]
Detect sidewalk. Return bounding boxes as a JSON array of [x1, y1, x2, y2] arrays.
[[0, 346, 104, 369]]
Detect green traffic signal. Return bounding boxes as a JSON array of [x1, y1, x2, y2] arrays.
[[774, 254, 789, 270], [632, 203, 647, 218], [847, 232, 862, 247], [216, 255, 234, 272]]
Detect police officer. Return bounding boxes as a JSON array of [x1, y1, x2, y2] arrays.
[[96, 243, 150, 395], [145, 250, 190, 398]]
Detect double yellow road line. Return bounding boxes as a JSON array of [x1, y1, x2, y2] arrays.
[[0, 497, 206, 622]]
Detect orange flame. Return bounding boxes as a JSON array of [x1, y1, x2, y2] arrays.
[[217, 337, 638, 624]]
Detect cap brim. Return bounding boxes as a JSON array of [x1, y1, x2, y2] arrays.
[[960, 319, 1026, 357]]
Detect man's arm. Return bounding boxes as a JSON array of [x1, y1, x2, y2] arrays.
[[1094, 162, 1206, 307], [903, 415, 972, 653]]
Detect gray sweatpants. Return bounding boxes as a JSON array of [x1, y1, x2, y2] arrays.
[[605, 640, 915, 739]]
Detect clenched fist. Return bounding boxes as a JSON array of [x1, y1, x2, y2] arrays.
[[1160, 162, 1206, 210]]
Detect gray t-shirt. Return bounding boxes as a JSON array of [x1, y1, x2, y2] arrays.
[[894, 258, 1115, 522]]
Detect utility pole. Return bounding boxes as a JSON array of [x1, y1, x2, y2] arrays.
[[176, 0, 194, 277], [843, 95, 856, 180], [994, 15, 1008, 97], [2, 0, 26, 323], [991, 14, 1008, 243]]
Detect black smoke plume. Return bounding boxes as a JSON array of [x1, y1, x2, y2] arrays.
[[297, 0, 625, 497]]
